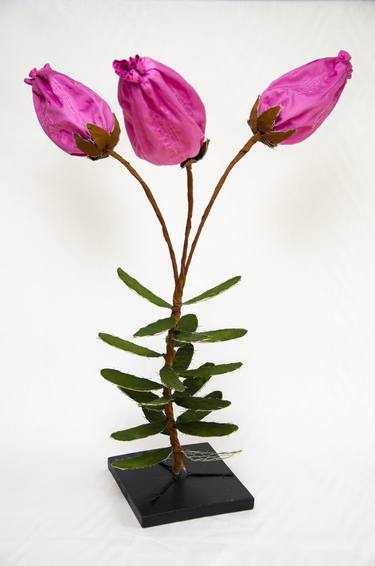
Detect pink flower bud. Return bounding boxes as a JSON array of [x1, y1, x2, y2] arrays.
[[113, 55, 206, 166], [24, 64, 114, 156], [258, 50, 352, 144]]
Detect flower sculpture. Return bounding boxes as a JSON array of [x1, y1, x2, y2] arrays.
[[25, 52, 352, 505]]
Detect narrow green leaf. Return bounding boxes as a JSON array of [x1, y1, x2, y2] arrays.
[[139, 396, 171, 410], [175, 328, 247, 343], [175, 395, 230, 411], [142, 408, 167, 426], [118, 388, 158, 404], [159, 364, 186, 392], [177, 391, 223, 423], [99, 333, 162, 358], [117, 268, 172, 308], [173, 344, 194, 372], [184, 276, 241, 305], [180, 362, 242, 378], [176, 421, 239, 437], [101, 369, 163, 391], [134, 316, 176, 338], [111, 447, 172, 469], [111, 421, 166, 441], [183, 374, 212, 396], [177, 314, 198, 332]]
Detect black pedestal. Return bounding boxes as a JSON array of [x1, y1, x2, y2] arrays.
[[108, 442, 254, 528]]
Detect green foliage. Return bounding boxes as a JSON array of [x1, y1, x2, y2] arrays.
[[173, 343, 194, 372], [176, 421, 239, 437], [175, 395, 230, 411], [99, 333, 161, 358], [177, 391, 223, 423], [184, 276, 241, 305], [142, 408, 168, 426], [101, 369, 163, 391], [117, 268, 172, 308], [139, 396, 171, 410], [179, 362, 242, 378], [111, 447, 172, 470], [134, 316, 176, 337], [118, 388, 158, 404], [111, 421, 166, 441], [175, 328, 247, 343], [159, 364, 186, 392], [177, 314, 198, 332], [183, 373, 212, 396]]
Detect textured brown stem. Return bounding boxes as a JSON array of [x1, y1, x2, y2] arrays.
[[184, 134, 259, 277], [179, 164, 194, 286], [109, 150, 179, 283]]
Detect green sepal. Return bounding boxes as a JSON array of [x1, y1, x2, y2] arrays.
[[184, 276, 241, 305], [111, 421, 166, 441], [134, 316, 176, 337], [173, 344, 194, 372], [139, 396, 171, 410], [117, 268, 172, 308], [175, 328, 247, 343], [101, 369, 163, 391], [159, 364, 186, 392], [111, 447, 172, 470], [175, 395, 230, 411], [176, 421, 238, 437], [177, 391, 223, 423], [177, 314, 198, 332], [99, 333, 162, 358], [179, 362, 242, 378]]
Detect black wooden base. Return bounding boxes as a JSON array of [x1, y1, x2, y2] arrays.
[[108, 442, 254, 528]]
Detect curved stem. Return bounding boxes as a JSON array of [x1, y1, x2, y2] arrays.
[[184, 134, 259, 277], [109, 150, 179, 283], [179, 164, 194, 285]]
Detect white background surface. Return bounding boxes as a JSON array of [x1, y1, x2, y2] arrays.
[[1, 1, 375, 564]]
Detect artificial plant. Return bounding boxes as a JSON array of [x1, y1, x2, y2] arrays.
[[25, 51, 352, 477]]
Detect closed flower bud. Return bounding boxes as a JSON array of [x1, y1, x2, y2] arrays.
[[113, 55, 206, 166], [25, 64, 118, 158], [253, 50, 352, 145]]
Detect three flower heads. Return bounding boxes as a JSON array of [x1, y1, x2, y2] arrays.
[[25, 51, 352, 164]]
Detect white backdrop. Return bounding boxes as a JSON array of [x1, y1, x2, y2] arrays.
[[1, 1, 375, 564]]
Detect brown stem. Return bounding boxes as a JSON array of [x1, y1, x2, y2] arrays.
[[161, 166, 194, 476], [179, 164, 194, 285], [109, 150, 179, 283], [184, 134, 259, 277]]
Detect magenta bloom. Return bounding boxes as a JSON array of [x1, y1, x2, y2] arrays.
[[258, 50, 352, 144], [113, 55, 206, 166], [24, 64, 114, 156]]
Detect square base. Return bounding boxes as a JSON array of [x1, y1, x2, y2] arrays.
[[108, 442, 254, 527]]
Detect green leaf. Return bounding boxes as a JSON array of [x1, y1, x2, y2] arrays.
[[183, 374, 212, 396], [142, 408, 167, 425], [117, 268, 172, 308], [99, 333, 162, 358], [175, 328, 247, 343], [176, 421, 239, 437], [173, 344, 194, 372], [139, 396, 171, 410], [177, 391, 223, 423], [177, 314, 198, 332], [101, 369, 163, 391], [111, 421, 166, 441], [184, 276, 241, 305], [175, 395, 230, 411], [134, 316, 176, 338], [111, 447, 172, 469], [159, 364, 186, 392], [180, 362, 242, 378], [118, 388, 158, 404]]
